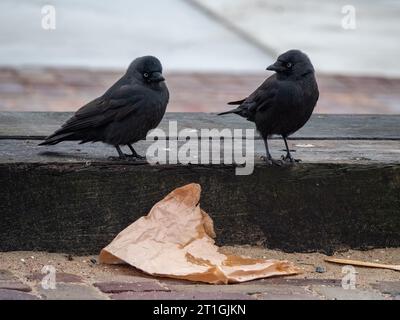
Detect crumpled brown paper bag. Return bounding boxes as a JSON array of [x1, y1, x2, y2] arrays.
[[99, 183, 301, 284]]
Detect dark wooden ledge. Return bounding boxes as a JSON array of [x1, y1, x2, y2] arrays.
[[1, 112, 400, 140], [0, 112, 399, 254]]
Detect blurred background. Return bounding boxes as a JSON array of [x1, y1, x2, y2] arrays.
[[0, 0, 399, 113]]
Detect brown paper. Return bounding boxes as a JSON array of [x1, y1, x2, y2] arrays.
[[99, 183, 301, 284]]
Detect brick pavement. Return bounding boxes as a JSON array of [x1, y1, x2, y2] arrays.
[[0, 268, 397, 300], [0, 67, 399, 114]]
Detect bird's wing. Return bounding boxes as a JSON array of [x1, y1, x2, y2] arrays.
[[53, 85, 147, 135], [235, 77, 279, 120]]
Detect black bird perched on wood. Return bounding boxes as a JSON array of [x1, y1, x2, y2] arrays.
[[39, 56, 169, 160], [219, 49, 319, 165]]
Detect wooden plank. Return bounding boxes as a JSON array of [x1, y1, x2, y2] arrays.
[[0, 139, 399, 164], [1, 112, 400, 140], [1, 162, 399, 254], [1, 112, 399, 254]]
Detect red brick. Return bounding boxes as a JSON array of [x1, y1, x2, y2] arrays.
[[239, 278, 341, 286], [1, 67, 400, 114], [0, 289, 39, 300], [37, 283, 106, 300], [258, 293, 321, 300], [0, 270, 16, 281], [94, 281, 169, 293], [0, 281, 32, 292], [111, 291, 255, 300], [26, 272, 83, 283], [372, 281, 400, 297]]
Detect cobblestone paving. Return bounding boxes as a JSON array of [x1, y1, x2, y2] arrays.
[[0, 67, 399, 114], [1, 268, 397, 300], [0, 251, 398, 300]]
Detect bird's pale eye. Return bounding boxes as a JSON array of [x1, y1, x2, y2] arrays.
[[143, 73, 149, 78], [286, 62, 293, 68]]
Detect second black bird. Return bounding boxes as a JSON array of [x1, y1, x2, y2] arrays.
[[219, 49, 319, 165], [39, 56, 169, 160]]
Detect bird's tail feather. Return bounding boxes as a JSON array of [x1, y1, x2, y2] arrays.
[[227, 98, 246, 105], [217, 108, 239, 116], [38, 132, 76, 146]]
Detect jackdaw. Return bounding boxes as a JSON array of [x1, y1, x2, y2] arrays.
[[219, 49, 319, 165], [39, 56, 169, 160]]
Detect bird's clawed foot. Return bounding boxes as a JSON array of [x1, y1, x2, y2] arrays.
[[111, 145, 146, 161], [108, 156, 124, 161], [125, 153, 146, 161], [108, 154, 146, 161], [281, 153, 301, 164], [127, 145, 146, 160], [260, 155, 283, 166]]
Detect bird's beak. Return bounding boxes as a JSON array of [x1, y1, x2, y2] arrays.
[[150, 72, 165, 82], [266, 62, 284, 72]]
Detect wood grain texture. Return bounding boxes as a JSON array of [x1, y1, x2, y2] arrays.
[[1, 162, 399, 254], [1, 112, 400, 140], [0, 112, 399, 254], [0, 139, 399, 164]]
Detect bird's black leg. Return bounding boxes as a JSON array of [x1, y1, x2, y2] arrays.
[[281, 136, 300, 163], [127, 144, 146, 160], [110, 145, 126, 160], [261, 138, 282, 166], [109, 145, 145, 161]]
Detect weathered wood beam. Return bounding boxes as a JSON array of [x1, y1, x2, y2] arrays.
[[0, 139, 399, 164], [0, 112, 399, 254], [1, 112, 400, 140], [1, 162, 399, 255]]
